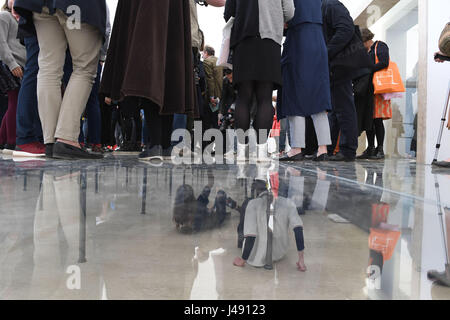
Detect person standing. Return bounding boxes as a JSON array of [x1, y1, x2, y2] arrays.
[[278, 0, 332, 162], [14, 0, 106, 159], [224, 0, 295, 162], [322, 0, 359, 162], [0, 0, 26, 155], [100, 0, 195, 160], [357, 28, 391, 160], [203, 45, 223, 130]]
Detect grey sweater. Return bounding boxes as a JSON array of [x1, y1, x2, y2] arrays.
[[225, 0, 295, 47], [0, 11, 26, 71], [259, 0, 295, 45]]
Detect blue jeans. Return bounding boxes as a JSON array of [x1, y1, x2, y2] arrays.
[[171, 113, 187, 146], [16, 36, 43, 145], [63, 54, 102, 145]]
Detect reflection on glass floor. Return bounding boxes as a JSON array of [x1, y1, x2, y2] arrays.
[[0, 155, 449, 300]]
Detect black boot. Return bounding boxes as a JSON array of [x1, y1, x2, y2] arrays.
[[369, 147, 385, 160], [357, 147, 376, 160]]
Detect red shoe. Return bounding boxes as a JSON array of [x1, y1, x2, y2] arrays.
[[91, 144, 103, 153], [13, 142, 46, 157]]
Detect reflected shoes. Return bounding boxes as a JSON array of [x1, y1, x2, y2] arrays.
[[139, 145, 163, 161], [428, 265, 450, 287], [53, 142, 104, 160], [433, 161, 450, 168]]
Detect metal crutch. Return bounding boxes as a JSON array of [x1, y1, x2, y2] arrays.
[[432, 81, 450, 164]]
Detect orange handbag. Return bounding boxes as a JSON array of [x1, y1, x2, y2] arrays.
[[372, 42, 405, 94], [369, 228, 401, 261]]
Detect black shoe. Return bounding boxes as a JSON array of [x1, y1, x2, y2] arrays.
[[0, 144, 4, 150], [356, 147, 376, 160], [2, 144, 16, 154], [139, 145, 163, 160], [45, 143, 54, 158], [53, 142, 104, 160], [117, 141, 136, 152], [329, 152, 355, 162], [313, 153, 329, 162], [279, 152, 305, 162], [369, 149, 385, 160]]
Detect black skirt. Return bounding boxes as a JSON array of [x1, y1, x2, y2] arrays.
[[232, 37, 282, 89], [0, 63, 20, 95]]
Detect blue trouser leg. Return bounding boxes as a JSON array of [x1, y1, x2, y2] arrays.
[[171, 113, 187, 146], [16, 36, 43, 145], [83, 63, 102, 144]]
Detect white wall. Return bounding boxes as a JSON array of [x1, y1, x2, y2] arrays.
[[425, 0, 450, 163]]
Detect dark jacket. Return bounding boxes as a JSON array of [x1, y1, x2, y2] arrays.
[[14, 0, 107, 36], [322, 0, 356, 82], [369, 41, 390, 72], [100, 0, 195, 116]]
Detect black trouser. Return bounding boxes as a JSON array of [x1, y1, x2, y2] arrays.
[[141, 98, 174, 149], [328, 80, 358, 158], [99, 94, 114, 146], [119, 97, 142, 146]]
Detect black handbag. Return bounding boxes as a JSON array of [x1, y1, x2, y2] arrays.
[[322, 0, 373, 70]]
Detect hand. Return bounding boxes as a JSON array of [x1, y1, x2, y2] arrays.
[[11, 67, 23, 79], [105, 97, 112, 105], [9, 0, 19, 21], [233, 257, 246, 267], [447, 120, 450, 130]]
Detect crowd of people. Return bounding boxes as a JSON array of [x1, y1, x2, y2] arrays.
[[0, 0, 449, 163]]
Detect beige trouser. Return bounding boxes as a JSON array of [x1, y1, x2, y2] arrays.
[[33, 8, 102, 144]]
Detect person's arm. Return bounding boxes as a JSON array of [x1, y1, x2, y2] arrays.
[[326, 2, 355, 61], [233, 236, 256, 267], [0, 14, 20, 73], [282, 0, 295, 23], [372, 42, 390, 72], [224, 0, 236, 22], [100, 4, 111, 63]]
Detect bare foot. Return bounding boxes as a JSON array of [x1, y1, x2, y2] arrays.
[[296, 260, 307, 272]]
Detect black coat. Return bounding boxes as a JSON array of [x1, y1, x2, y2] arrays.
[[14, 0, 106, 36], [322, 0, 357, 83], [219, 77, 237, 115]]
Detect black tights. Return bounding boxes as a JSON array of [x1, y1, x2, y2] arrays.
[[367, 118, 385, 150], [141, 99, 174, 150], [235, 81, 274, 144]]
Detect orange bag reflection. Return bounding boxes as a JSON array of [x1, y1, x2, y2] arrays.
[[369, 228, 401, 261]]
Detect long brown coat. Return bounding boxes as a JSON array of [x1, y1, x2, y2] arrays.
[[100, 0, 196, 116]]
